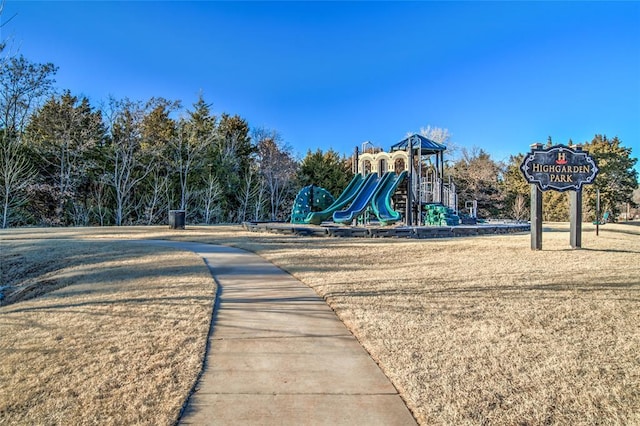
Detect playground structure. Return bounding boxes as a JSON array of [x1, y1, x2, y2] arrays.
[[291, 134, 461, 226], [290, 185, 335, 224]]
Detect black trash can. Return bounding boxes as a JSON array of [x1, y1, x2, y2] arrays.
[[168, 210, 185, 229]]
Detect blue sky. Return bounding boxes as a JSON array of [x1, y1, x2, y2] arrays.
[[2, 1, 639, 171]]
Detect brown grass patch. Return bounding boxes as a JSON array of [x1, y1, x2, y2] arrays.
[[1, 223, 639, 425], [232, 225, 640, 425], [0, 238, 215, 425], [240, 224, 640, 425]]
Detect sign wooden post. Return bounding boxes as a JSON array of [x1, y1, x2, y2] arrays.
[[569, 190, 582, 248], [531, 183, 543, 250], [520, 144, 598, 250]]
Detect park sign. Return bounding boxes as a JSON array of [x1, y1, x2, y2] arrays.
[[520, 144, 598, 192], [521, 143, 599, 250]]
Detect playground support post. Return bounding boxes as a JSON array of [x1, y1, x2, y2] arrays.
[[570, 190, 582, 249], [406, 140, 414, 226], [416, 143, 422, 223], [438, 151, 445, 204], [530, 184, 543, 250], [353, 146, 359, 174]]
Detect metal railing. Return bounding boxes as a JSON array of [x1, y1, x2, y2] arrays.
[[419, 178, 457, 213]]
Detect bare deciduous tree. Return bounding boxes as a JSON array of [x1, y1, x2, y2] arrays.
[[0, 48, 56, 227], [0, 133, 33, 227], [236, 165, 260, 223], [202, 172, 223, 224], [26, 92, 105, 224], [450, 147, 505, 218], [89, 178, 111, 226], [0, 56, 57, 133], [104, 98, 153, 225], [254, 128, 298, 221], [171, 119, 211, 212], [419, 124, 459, 161], [143, 169, 169, 225], [511, 193, 528, 222]]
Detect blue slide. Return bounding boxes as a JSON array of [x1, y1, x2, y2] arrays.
[[303, 174, 365, 225], [371, 171, 407, 225], [333, 173, 390, 224]]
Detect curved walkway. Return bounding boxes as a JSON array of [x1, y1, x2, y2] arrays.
[[142, 241, 416, 425]]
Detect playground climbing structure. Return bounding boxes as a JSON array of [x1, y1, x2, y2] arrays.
[[354, 134, 458, 226], [290, 185, 335, 224], [292, 133, 459, 226]]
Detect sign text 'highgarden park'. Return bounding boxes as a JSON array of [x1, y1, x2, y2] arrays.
[[520, 144, 599, 192]]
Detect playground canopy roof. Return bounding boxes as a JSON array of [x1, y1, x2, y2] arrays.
[[390, 133, 447, 155]]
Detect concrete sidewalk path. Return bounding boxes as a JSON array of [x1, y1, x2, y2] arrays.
[[144, 241, 417, 425]]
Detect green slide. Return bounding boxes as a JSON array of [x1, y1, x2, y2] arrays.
[[333, 173, 389, 224], [303, 174, 366, 225], [371, 171, 407, 226]]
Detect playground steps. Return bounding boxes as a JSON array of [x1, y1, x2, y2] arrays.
[[392, 186, 407, 216], [423, 204, 460, 226]]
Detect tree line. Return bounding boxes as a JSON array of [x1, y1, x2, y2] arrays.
[[0, 53, 355, 227], [455, 135, 638, 222], [1, 53, 637, 228]]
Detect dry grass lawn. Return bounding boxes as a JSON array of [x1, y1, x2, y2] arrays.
[[1, 223, 639, 425], [0, 237, 215, 425]]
